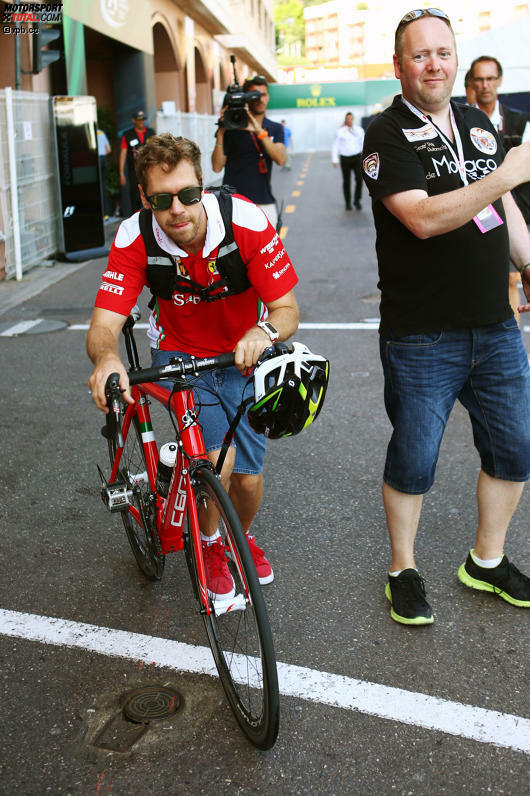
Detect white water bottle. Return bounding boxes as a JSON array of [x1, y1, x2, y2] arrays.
[[156, 443, 177, 498]]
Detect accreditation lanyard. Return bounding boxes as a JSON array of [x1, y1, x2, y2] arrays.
[[401, 97, 503, 233], [401, 97, 468, 185]]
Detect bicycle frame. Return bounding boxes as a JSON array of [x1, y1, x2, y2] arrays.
[[109, 379, 214, 613]]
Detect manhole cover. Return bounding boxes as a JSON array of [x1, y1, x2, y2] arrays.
[[122, 686, 182, 723]]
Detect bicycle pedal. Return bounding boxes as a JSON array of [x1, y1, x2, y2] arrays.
[[101, 479, 133, 512], [212, 593, 247, 616]]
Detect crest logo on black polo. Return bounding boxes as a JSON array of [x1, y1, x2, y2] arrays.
[[470, 127, 497, 155], [363, 152, 380, 180]]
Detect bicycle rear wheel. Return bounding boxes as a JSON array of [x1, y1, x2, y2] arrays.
[[185, 466, 279, 749], [108, 414, 165, 581]]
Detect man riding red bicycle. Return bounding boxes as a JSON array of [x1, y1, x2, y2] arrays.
[[87, 133, 299, 598]]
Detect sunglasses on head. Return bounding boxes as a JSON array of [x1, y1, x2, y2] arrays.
[[146, 185, 202, 210], [397, 8, 450, 27]]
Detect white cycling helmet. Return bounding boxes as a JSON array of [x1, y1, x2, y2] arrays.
[[248, 342, 330, 439]]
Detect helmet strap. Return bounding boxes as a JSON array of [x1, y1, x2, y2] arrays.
[[215, 394, 254, 475]]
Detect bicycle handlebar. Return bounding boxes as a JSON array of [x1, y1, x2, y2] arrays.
[[104, 309, 291, 406], [104, 352, 238, 405], [128, 351, 236, 387]]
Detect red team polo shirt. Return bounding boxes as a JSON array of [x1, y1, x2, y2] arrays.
[[94, 192, 298, 357]]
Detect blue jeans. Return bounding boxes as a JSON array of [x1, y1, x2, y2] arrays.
[[379, 319, 530, 494], [151, 349, 266, 475]]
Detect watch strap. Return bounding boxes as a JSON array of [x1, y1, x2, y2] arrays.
[[257, 320, 279, 342]]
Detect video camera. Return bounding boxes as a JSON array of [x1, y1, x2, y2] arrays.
[[222, 56, 261, 131]]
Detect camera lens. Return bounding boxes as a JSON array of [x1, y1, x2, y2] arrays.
[[224, 107, 249, 130]]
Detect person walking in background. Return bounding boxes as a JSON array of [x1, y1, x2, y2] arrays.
[[362, 8, 530, 626], [97, 127, 111, 219], [281, 120, 292, 170], [119, 111, 155, 214], [469, 55, 530, 321], [332, 112, 365, 210]]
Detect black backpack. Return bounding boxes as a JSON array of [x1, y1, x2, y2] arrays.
[[140, 185, 251, 306]]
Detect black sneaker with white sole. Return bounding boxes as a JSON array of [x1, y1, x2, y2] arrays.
[[385, 569, 434, 626]]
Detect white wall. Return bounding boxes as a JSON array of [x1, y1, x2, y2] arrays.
[[268, 105, 370, 154]]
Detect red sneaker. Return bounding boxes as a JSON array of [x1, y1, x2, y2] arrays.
[[246, 535, 274, 585], [202, 539, 235, 600]]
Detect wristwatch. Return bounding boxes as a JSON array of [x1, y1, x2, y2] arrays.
[[257, 320, 279, 343]]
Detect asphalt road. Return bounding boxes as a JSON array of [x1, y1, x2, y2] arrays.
[[0, 152, 528, 794]]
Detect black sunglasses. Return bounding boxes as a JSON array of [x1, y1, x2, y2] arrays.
[[146, 185, 202, 211], [397, 8, 450, 28]]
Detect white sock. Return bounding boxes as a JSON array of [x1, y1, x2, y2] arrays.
[[470, 549, 503, 569], [201, 529, 220, 545], [389, 568, 418, 577]]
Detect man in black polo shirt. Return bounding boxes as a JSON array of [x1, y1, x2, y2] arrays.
[[362, 8, 530, 626], [211, 76, 285, 228]]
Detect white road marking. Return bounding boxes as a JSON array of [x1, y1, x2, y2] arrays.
[[299, 322, 379, 330], [0, 608, 528, 753], [68, 323, 150, 330], [69, 322, 381, 332], [68, 323, 530, 332], [0, 319, 42, 336]]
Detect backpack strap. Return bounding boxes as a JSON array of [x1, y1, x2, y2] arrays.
[[213, 187, 252, 294]]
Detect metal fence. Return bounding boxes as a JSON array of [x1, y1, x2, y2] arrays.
[[155, 110, 222, 187], [0, 88, 59, 279]]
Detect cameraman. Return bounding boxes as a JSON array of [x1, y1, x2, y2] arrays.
[[212, 76, 285, 227]]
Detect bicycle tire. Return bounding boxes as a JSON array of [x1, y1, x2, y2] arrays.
[[108, 414, 165, 581], [185, 466, 279, 749]]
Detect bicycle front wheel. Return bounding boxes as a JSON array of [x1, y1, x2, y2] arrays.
[[186, 466, 279, 749], [108, 415, 165, 581]]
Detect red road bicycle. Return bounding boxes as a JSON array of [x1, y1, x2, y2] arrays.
[[98, 310, 279, 749]]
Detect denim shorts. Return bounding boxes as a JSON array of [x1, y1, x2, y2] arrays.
[[150, 349, 266, 475], [379, 318, 530, 494]]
